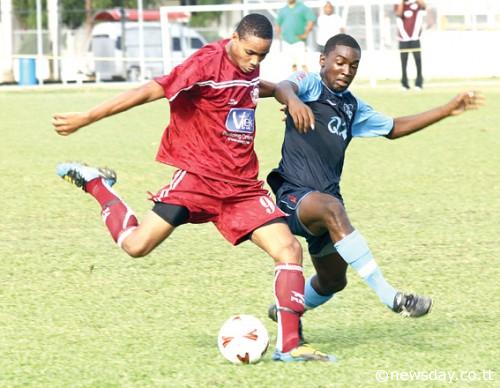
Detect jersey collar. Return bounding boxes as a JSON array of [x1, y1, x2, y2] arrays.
[[321, 79, 349, 97]]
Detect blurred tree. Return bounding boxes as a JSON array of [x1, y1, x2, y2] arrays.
[[186, 0, 223, 28], [13, 0, 44, 28], [13, 0, 161, 28]]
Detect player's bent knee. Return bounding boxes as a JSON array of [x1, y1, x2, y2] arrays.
[[323, 200, 349, 229], [272, 238, 302, 264], [324, 199, 344, 218], [266, 237, 302, 264], [319, 276, 348, 295], [120, 238, 152, 258]]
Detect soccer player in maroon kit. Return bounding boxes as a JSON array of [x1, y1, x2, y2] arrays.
[[53, 14, 334, 362], [395, 0, 426, 90]]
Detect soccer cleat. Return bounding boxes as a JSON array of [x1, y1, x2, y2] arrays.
[[268, 304, 306, 345], [392, 292, 432, 317], [56, 162, 117, 191], [272, 344, 336, 362]]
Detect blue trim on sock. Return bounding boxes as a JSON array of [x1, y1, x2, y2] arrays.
[[334, 230, 368, 265], [334, 230, 397, 307], [365, 269, 397, 307], [304, 276, 333, 309]]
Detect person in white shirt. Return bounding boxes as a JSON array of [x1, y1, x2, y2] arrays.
[[315, 1, 345, 52]]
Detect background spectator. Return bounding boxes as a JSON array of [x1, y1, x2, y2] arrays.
[[395, 0, 426, 90], [276, 0, 317, 71], [316, 1, 345, 52]]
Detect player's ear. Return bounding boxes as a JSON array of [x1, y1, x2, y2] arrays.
[[319, 53, 326, 67], [231, 31, 240, 41]]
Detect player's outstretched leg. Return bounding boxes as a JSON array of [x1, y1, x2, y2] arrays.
[[57, 161, 138, 245], [392, 292, 432, 317]]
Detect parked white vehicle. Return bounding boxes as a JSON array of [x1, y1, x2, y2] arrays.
[[90, 22, 207, 81]]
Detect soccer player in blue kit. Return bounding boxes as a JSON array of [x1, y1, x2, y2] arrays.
[[267, 34, 483, 338]]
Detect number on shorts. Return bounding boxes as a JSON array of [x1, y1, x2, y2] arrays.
[[259, 196, 276, 214]]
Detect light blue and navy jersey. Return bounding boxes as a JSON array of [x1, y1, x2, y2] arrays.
[[267, 72, 394, 196]]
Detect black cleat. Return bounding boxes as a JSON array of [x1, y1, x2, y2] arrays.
[[392, 292, 432, 317], [268, 304, 306, 345]]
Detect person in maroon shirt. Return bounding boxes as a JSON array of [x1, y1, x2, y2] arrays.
[[395, 0, 426, 89], [53, 14, 334, 362]]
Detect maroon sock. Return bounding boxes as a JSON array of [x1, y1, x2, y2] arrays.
[[85, 178, 138, 243], [274, 263, 305, 352]]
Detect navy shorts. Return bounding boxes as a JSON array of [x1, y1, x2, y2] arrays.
[[276, 182, 338, 257]]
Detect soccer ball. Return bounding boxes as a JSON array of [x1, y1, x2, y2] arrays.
[[217, 314, 270, 364]]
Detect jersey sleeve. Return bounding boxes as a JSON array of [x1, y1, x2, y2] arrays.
[[287, 72, 322, 102], [305, 5, 317, 22], [154, 50, 207, 101], [352, 97, 394, 137], [276, 9, 284, 26]]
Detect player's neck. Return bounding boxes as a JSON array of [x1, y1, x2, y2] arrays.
[[225, 41, 236, 67]]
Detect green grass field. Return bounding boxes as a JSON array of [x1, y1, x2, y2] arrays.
[[1, 81, 499, 387]]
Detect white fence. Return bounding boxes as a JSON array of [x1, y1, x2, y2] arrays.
[[1, 0, 500, 85]]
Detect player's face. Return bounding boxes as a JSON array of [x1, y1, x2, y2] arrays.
[[320, 45, 361, 92], [228, 32, 271, 73]]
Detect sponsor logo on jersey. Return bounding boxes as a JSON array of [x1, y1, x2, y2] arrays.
[[228, 98, 238, 105], [343, 103, 354, 120], [225, 108, 255, 133], [251, 86, 259, 105], [328, 116, 348, 140]]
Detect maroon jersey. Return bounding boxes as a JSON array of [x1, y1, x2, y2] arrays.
[[154, 39, 262, 185], [395, 1, 426, 41]]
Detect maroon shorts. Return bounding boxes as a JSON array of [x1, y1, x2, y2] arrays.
[[149, 169, 286, 245]]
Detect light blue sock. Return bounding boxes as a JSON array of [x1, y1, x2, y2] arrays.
[[304, 276, 334, 310], [334, 230, 397, 308]]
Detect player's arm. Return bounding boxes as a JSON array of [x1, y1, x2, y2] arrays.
[[386, 91, 484, 139], [274, 80, 315, 133], [259, 80, 276, 98], [275, 24, 282, 39], [395, 1, 404, 17], [298, 20, 315, 40], [53, 80, 165, 136], [416, 0, 426, 9]]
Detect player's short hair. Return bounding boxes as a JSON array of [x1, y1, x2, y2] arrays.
[[324, 34, 361, 55], [235, 13, 273, 40]]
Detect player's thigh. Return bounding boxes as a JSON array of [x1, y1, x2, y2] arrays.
[[123, 210, 176, 256], [250, 220, 303, 264], [298, 192, 352, 236]]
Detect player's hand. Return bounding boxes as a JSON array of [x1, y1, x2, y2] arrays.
[[448, 91, 485, 116], [52, 112, 91, 136], [280, 106, 287, 122], [287, 99, 315, 134]]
